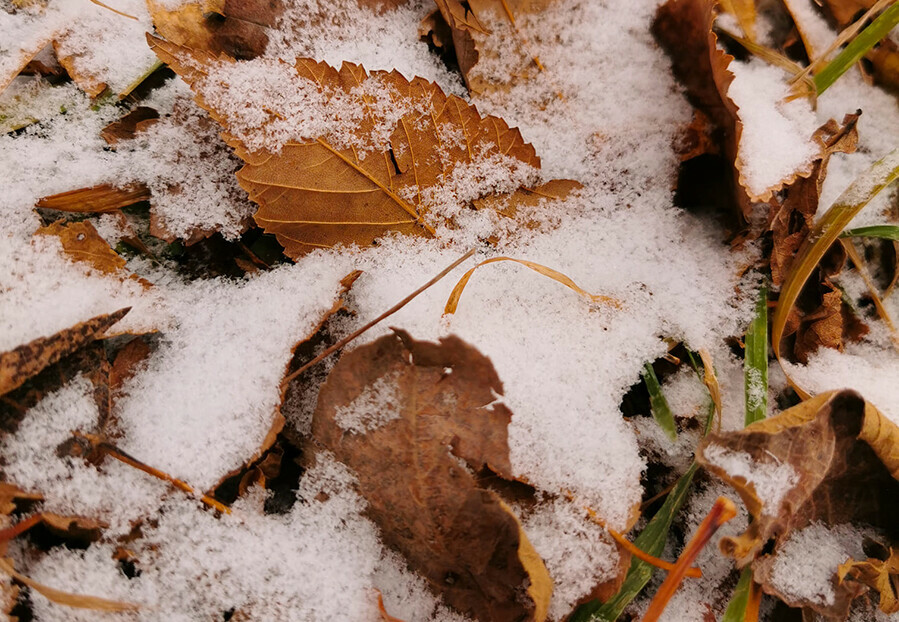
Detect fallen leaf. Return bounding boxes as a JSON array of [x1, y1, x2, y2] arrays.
[[147, 0, 280, 61], [36, 183, 151, 213], [35, 221, 127, 275], [148, 35, 568, 258], [311, 330, 552, 621], [697, 390, 899, 618], [769, 114, 860, 287], [100, 106, 160, 145], [52, 38, 107, 97], [430, 0, 554, 96], [654, 0, 825, 212], [0, 308, 130, 397]]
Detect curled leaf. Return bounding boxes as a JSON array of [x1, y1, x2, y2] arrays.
[[697, 390, 899, 618]]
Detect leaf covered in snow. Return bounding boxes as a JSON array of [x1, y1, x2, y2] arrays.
[[697, 390, 899, 619], [147, 35, 570, 258]]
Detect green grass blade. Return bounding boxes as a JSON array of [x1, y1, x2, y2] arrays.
[[720, 567, 754, 622], [570, 463, 700, 622], [642, 363, 677, 441], [744, 287, 768, 426], [814, 1, 899, 94], [841, 224, 899, 241]]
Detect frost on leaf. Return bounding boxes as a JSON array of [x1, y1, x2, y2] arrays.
[[426, 0, 556, 96], [311, 330, 552, 622], [697, 390, 899, 619], [147, 35, 572, 258]]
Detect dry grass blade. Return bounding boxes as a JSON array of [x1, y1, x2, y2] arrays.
[[281, 249, 475, 389], [772, 148, 899, 397], [0, 557, 138, 611], [840, 238, 899, 350], [443, 257, 620, 315], [640, 497, 737, 622], [36, 183, 151, 213], [78, 433, 230, 514]]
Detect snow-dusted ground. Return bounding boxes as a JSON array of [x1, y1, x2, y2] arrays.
[[1, 0, 898, 620]]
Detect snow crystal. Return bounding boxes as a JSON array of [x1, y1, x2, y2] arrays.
[[769, 523, 867, 608], [703, 444, 799, 515], [662, 366, 712, 420], [334, 371, 402, 434], [114, 256, 354, 490], [727, 59, 820, 199], [522, 498, 621, 621]]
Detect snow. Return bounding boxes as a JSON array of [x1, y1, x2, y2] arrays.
[[334, 371, 402, 434], [702, 444, 799, 516], [727, 59, 820, 200], [768, 523, 867, 608], [2, 0, 893, 618]]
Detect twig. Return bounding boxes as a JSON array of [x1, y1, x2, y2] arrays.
[[280, 248, 476, 389], [841, 238, 899, 352]]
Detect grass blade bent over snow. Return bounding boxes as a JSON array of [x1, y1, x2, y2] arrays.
[[772, 148, 899, 397]]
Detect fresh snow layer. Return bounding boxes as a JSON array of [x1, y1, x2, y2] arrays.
[[727, 59, 820, 199], [703, 444, 799, 516], [15, 0, 898, 618]]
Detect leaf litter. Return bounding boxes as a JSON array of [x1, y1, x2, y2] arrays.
[[2, 0, 899, 620]]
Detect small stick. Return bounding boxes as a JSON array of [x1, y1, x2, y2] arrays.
[[280, 248, 475, 389], [641, 497, 737, 622]]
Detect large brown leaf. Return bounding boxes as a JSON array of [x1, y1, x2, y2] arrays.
[[0, 309, 129, 397], [697, 390, 899, 619], [311, 330, 552, 622], [147, 35, 561, 258]]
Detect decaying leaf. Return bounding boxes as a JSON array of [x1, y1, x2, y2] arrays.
[[148, 35, 569, 258], [100, 106, 160, 145], [311, 330, 552, 621], [770, 114, 860, 286], [147, 0, 281, 61], [697, 390, 899, 618], [428, 0, 555, 95], [36, 183, 151, 213], [839, 543, 899, 614], [35, 221, 127, 275], [0, 308, 129, 397], [52, 38, 107, 97], [654, 0, 825, 212]]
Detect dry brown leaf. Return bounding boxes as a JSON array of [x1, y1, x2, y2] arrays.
[[147, 0, 280, 61], [839, 544, 899, 614], [311, 330, 552, 621], [148, 35, 568, 258], [770, 114, 860, 286], [36, 183, 151, 213], [655, 0, 825, 212], [430, 0, 555, 96], [35, 221, 127, 275], [52, 38, 107, 97], [100, 106, 160, 145], [697, 390, 899, 618], [0, 308, 129, 397]]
